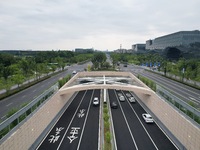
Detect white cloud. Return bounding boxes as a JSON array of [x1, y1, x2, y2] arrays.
[[0, 0, 200, 50]]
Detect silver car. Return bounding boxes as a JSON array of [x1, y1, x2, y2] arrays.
[[142, 113, 154, 123], [129, 97, 136, 103], [126, 93, 131, 97], [119, 96, 125, 102]]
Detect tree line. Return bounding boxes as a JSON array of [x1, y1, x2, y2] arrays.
[[0, 50, 93, 92], [110, 53, 200, 82]]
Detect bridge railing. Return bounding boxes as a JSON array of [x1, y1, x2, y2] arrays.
[[0, 83, 58, 142], [156, 84, 200, 128]]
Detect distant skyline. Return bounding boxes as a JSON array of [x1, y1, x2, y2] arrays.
[[0, 0, 200, 50]]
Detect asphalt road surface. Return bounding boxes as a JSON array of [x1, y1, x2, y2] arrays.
[[122, 64, 200, 107], [0, 62, 91, 121], [108, 89, 178, 150], [37, 90, 100, 150], [37, 89, 178, 150]]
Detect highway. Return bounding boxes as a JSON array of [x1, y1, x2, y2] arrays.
[[37, 90, 100, 150], [0, 62, 90, 121], [122, 64, 200, 107], [37, 89, 178, 150], [2, 61, 199, 122], [108, 89, 177, 150], [1, 61, 199, 149]]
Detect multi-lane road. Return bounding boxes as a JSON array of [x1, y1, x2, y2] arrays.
[[0, 63, 90, 121], [1, 61, 199, 149], [122, 64, 200, 107], [37, 89, 178, 150], [37, 90, 100, 150]]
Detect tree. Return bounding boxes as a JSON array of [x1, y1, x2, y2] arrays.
[[2, 66, 12, 81], [0, 53, 15, 67], [20, 59, 30, 78], [11, 74, 24, 88], [91, 52, 106, 69], [87, 64, 91, 71]]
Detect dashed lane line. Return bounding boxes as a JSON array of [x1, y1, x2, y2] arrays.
[[56, 90, 87, 150]]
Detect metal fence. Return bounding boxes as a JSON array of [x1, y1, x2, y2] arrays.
[[0, 83, 58, 142], [156, 84, 200, 128]]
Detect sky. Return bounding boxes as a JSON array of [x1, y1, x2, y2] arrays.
[[0, 0, 200, 51]]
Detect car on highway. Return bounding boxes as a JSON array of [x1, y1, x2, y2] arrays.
[[72, 70, 77, 74], [111, 101, 118, 109], [142, 113, 154, 123], [128, 97, 136, 103], [123, 63, 128, 67], [118, 93, 123, 97], [119, 96, 125, 102], [93, 97, 99, 106], [126, 93, 131, 97]]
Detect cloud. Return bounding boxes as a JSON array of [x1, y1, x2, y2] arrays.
[[0, 0, 200, 50]]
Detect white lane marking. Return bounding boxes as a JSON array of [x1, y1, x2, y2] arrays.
[[188, 97, 199, 105], [36, 92, 79, 150], [114, 90, 139, 150], [109, 90, 118, 150], [135, 93, 179, 150], [77, 90, 95, 150], [142, 72, 200, 97], [6, 103, 13, 107], [125, 96, 159, 150], [98, 90, 103, 150], [56, 91, 87, 150], [1, 115, 6, 120], [32, 89, 36, 93], [22, 95, 26, 98], [141, 72, 200, 102]]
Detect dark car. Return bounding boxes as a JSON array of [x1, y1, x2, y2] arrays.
[[111, 101, 118, 109]]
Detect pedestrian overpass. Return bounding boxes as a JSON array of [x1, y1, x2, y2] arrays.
[[59, 71, 152, 96]]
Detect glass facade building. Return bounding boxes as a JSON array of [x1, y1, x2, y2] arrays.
[[146, 30, 200, 50]]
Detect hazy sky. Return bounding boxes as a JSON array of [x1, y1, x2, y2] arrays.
[[0, 0, 199, 50]]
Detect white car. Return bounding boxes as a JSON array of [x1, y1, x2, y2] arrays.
[[126, 93, 131, 97], [119, 96, 125, 102], [142, 113, 154, 123], [118, 93, 123, 97], [129, 97, 136, 103], [93, 97, 99, 106], [72, 70, 77, 74]]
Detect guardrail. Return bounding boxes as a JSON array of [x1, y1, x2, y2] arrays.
[[156, 84, 200, 127], [0, 83, 59, 142]]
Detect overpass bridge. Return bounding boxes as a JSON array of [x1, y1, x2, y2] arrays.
[[0, 71, 200, 150]]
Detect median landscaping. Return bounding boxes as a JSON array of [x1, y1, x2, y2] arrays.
[[103, 103, 111, 150]]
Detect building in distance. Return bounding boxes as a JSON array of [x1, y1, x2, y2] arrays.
[[146, 30, 200, 50], [75, 48, 94, 53]]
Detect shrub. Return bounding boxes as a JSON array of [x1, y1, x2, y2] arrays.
[[105, 132, 111, 143], [104, 113, 109, 122]]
